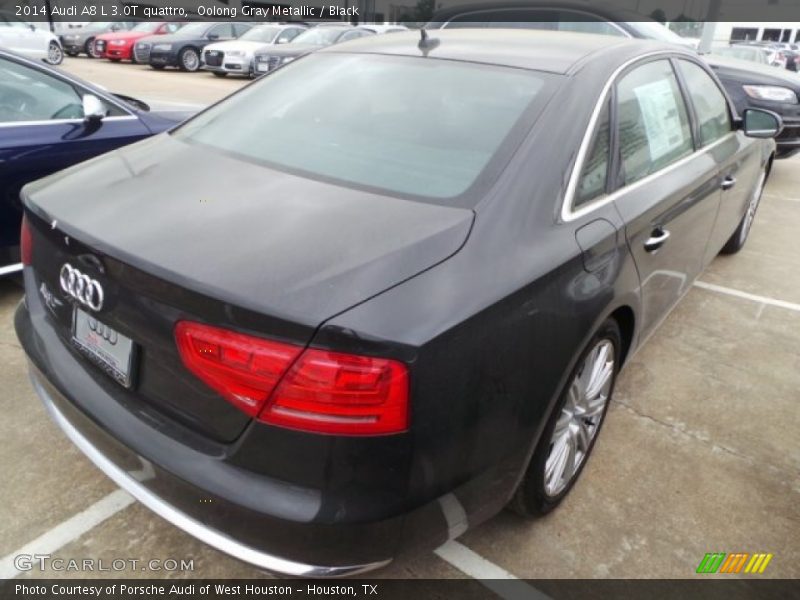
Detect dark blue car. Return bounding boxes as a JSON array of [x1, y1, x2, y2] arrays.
[[0, 49, 196, 276]]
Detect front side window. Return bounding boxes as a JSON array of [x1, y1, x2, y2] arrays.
[[574, 97, 611, 208], [175, 54, 554, 201], [616, 60, 693, 186], [676, 60, 731, 146], [0, 56, 83, 122]]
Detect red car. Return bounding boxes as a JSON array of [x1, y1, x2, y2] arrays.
[[95, 22, 184, 62]]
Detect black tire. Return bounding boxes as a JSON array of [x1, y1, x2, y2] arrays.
[[720, 166, 767, 255], [84, 38, 95, 58], [212, 71, 228, 78], [178, 47, 200, 72], [150, 64, 165, 70], [509, 318, 621, 517]]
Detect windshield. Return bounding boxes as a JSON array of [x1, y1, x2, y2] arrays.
[[175, 22, 209, 37], [132, 22, 161, 33], [292, 28, 348, 45], [175, 54, 553, 201], [84, 22, 112, 31], [629, 21, 694, 46], [712, 47, 765, 63], [240, 26, 280, 43]]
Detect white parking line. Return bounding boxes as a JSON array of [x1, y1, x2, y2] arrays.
[[0, 489, 134, 579], [693, 280, 800, 313], [435, 541, 552, 599]]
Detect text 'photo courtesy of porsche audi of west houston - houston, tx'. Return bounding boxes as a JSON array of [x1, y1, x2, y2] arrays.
[[15, 30, 781, 576]]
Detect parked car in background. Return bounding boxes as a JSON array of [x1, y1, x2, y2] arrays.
[[15, 30, 779, 575], [0, 11, 64, 64], [711, 45, 770, 66], [202, 23, 308, 78], [0, 48, 197, 276], [60, 21, 136, 58], [763, 42, 799, 72], [427, 1, 800, 158], [94, 21, 185, 63], [138, 22, 253, 72], [706, 55, 800, 158], [253, 25, 374, 75]]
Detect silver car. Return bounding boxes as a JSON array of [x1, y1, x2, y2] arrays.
[[202, 24, 308, 78]]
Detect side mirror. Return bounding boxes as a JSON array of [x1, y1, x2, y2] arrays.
[[82, 94, 106, 123], [29, 24, 36, 32], [207, 33, 219, 40], [741, 108, 783, 138]]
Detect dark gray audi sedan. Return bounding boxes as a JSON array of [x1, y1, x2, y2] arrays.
[[15, 30, 779, 575]]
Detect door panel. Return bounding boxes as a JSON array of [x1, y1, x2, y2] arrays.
[[612, 59, 721, 339], [673, 58, 755, 265], [614, 153, 721, 338], [703, 134, 761, 263]]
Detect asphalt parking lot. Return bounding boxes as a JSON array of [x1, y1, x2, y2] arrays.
[[1, 57, 798, 583]]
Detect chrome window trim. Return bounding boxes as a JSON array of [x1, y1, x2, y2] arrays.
[[442, 9, 631, 37], [561, 50, 735, 222], [0, 115, 138, 128], [565, 132, 736, 222]]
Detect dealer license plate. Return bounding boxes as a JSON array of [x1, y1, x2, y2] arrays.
[[72, 307, 135, 388]]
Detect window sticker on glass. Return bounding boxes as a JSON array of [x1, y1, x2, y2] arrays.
[[633, 79, 685, 162]]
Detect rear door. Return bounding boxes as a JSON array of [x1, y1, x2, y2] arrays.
[[612, 58, 722, 339]]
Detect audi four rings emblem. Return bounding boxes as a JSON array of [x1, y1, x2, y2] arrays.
[[59, 263, 104, 312]]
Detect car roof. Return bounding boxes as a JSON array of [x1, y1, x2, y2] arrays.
[[320, 29, 681, 74]]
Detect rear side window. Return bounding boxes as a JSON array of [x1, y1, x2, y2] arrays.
[[574, 97, 611, 208], [676, 60, 731, 146], [616, 60, 693, 186]]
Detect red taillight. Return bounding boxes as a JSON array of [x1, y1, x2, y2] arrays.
[[261, 349, 409, 435], [20, 214, 33, 266], [175, 321, 409, 436], [175, 321, 303, 417]]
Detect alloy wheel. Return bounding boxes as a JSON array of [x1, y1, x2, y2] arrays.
[[182, 50, 199, 71], [47, 41, 63, 65], [544, 339, 615, 497]]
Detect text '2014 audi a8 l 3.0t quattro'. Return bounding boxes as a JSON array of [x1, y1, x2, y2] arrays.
[[15, 30, 780, 576]]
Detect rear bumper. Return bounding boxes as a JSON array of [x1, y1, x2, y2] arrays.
[[14, 283, 408, 576], [31, 367, 388, 577]]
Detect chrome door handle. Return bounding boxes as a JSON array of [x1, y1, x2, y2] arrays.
[[644, 228, 670, 252], [721, 176, 737, 191]]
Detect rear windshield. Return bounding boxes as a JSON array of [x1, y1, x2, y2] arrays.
[[174, 53, 555, 201]]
